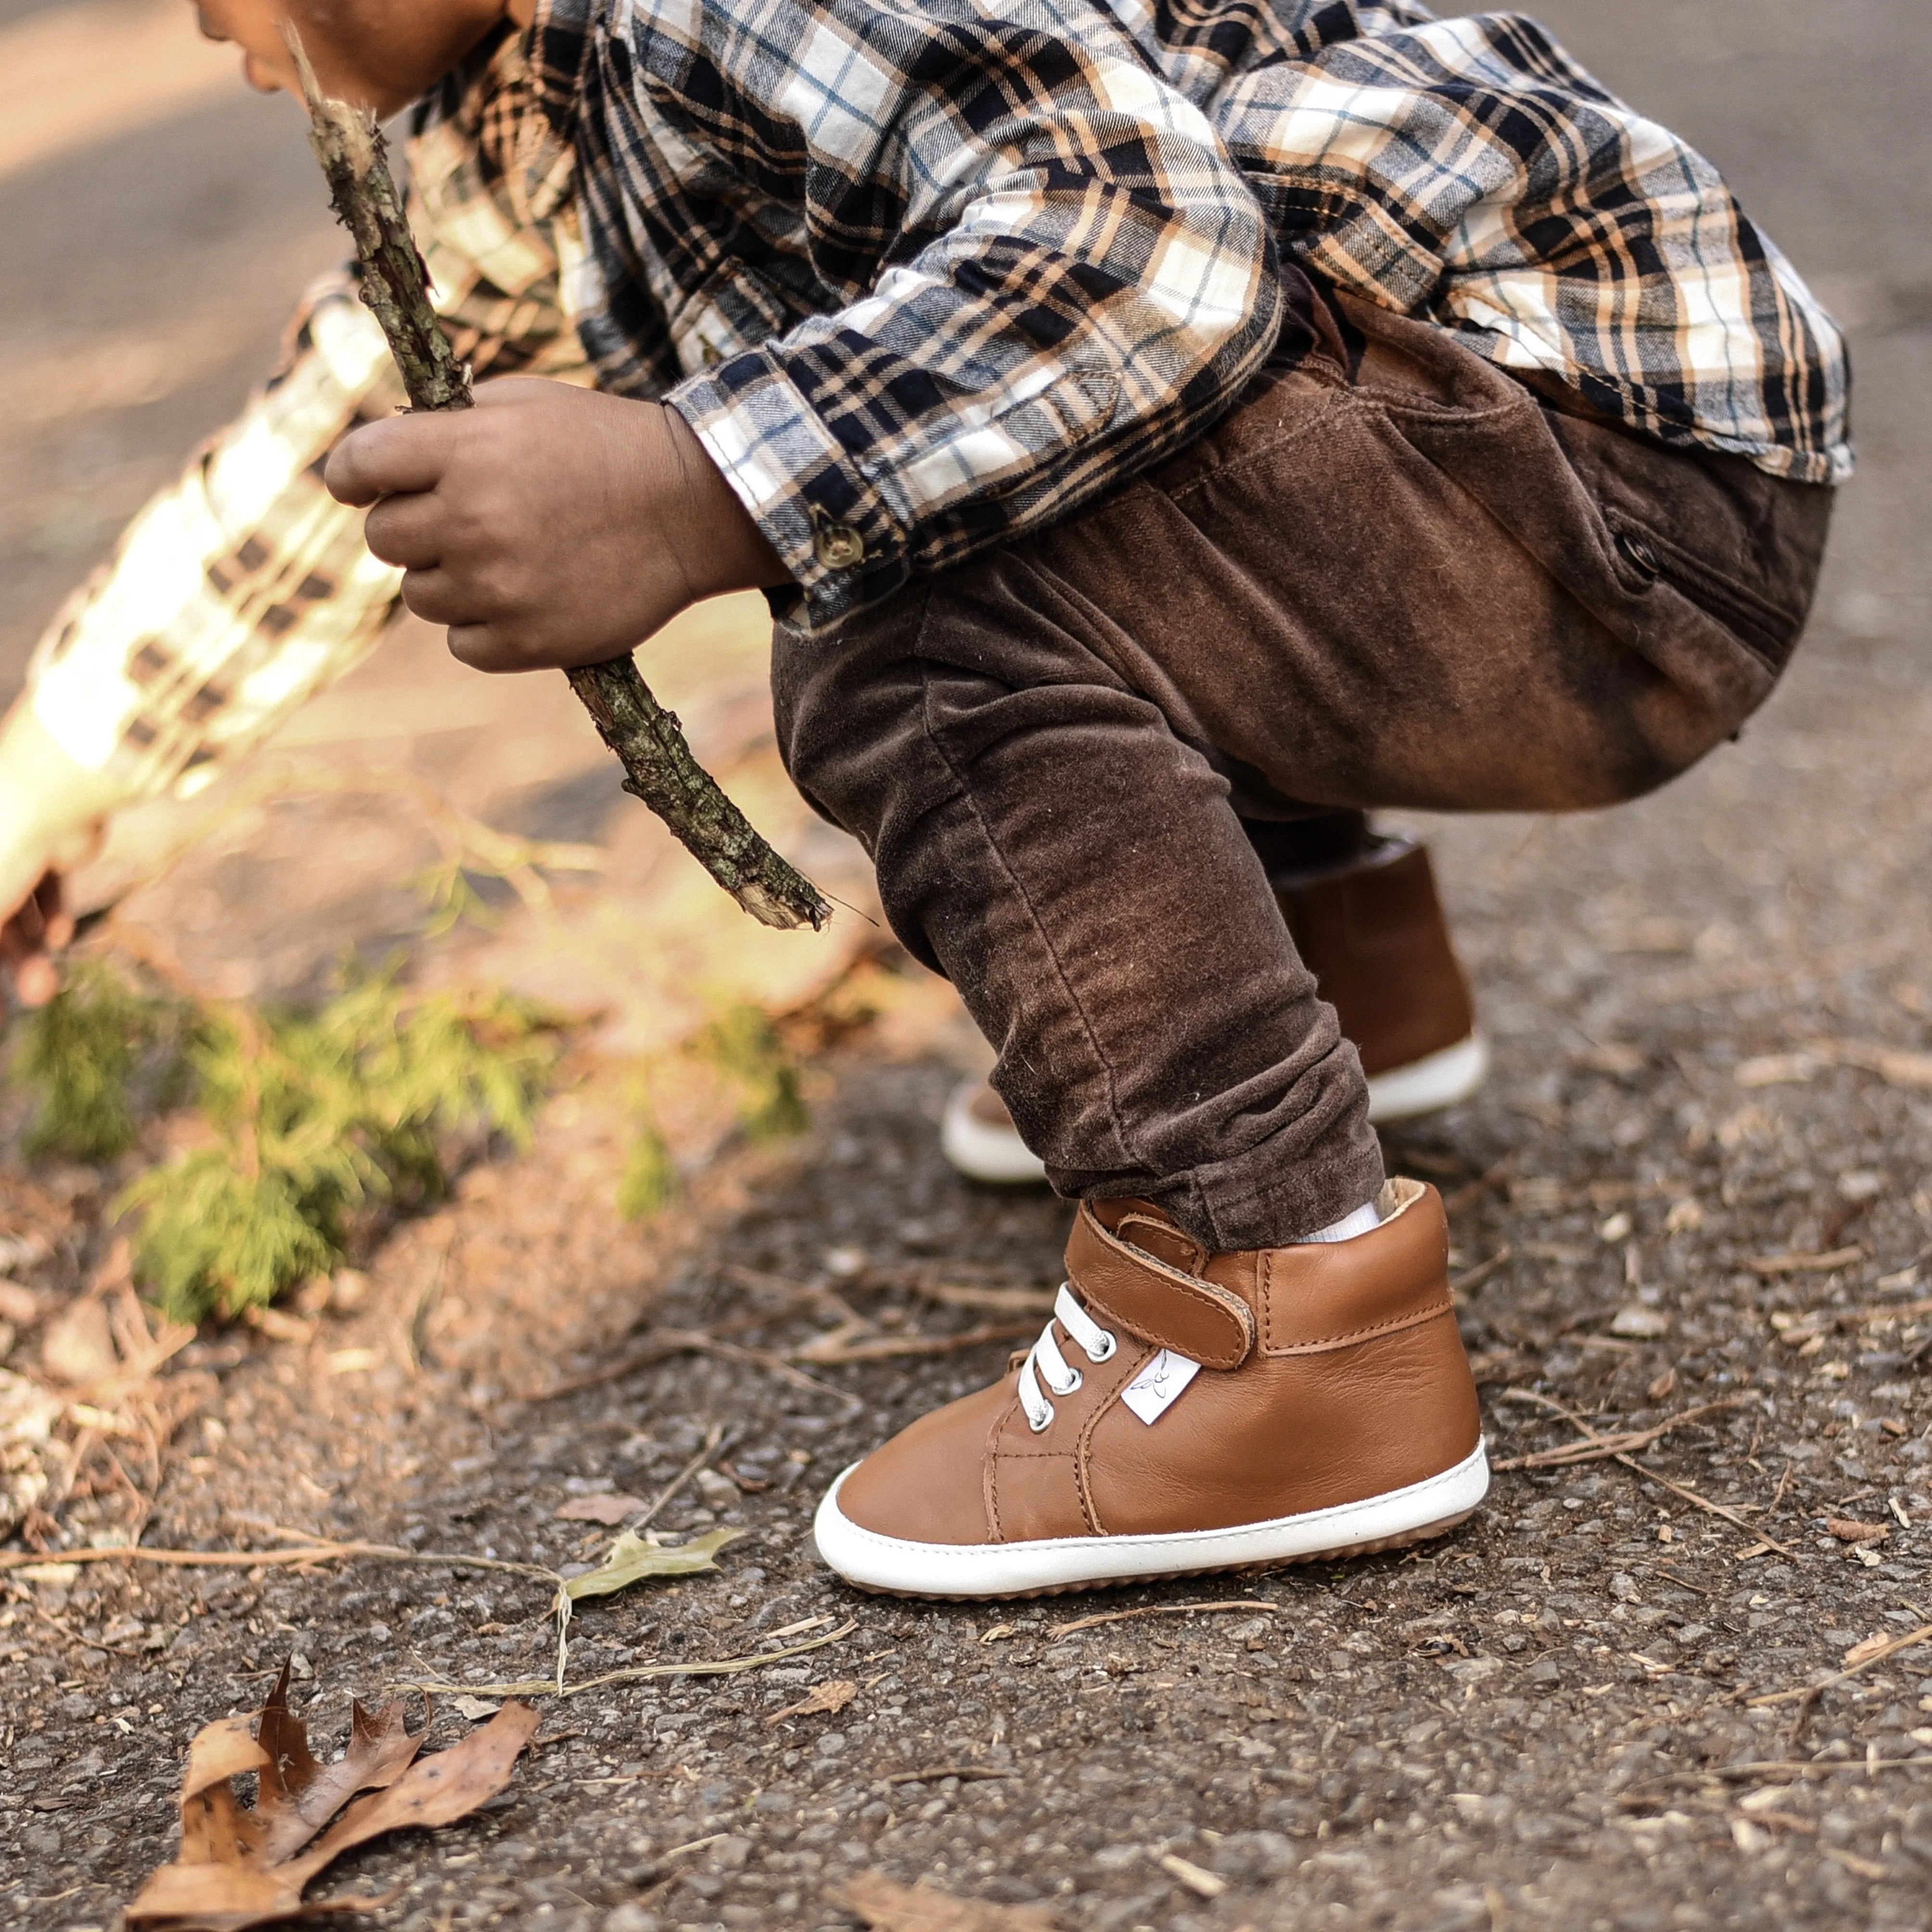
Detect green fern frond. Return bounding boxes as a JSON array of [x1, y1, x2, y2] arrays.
[[11, 961, 190, 1161], [120, 1152, 341, 1326]]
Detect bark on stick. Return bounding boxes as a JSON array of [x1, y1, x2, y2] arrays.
[[281, 29, 830, 933]]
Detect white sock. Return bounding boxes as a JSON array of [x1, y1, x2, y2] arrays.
[[1299, 1197, 1382, 1244]]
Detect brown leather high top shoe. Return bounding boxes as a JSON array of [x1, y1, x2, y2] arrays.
[[1271, 832, 1485, 1121], [814, 1179, 1487, 1597], [941, 834, 1486, 1184]]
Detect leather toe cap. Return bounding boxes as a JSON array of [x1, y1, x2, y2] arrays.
[[830, 1379, 1011, 1545]]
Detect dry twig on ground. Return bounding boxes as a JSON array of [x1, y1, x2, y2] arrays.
[[1495, 1388, 1799, 1558], [1048, 1598, 1277, 1640]]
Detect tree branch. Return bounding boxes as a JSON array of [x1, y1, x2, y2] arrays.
[[280, 28, 829, 932]]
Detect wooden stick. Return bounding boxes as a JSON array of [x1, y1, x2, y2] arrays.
[[280, 29, 829, 934]]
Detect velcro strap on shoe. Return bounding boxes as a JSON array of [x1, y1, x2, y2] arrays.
[[1065, 1203, 1254, 1371]]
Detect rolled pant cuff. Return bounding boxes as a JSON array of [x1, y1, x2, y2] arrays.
[[1122, 1125, 1388, 1257]]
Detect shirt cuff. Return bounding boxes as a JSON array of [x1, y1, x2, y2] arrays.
[[668, 356, 910, 632]]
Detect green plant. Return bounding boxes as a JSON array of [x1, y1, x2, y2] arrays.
[[117, 975, 559, 1324], [692, 1003, 808, 1142], [12, 960, 191, 1161], [616, 1111, 678, 1221]]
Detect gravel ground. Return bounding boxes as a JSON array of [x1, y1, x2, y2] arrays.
[[3, 2, 1931, 1929]]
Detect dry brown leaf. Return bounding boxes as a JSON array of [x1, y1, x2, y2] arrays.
[[125, 1658, 537, 1930], [1825, 1518, 1890, 1544], [843, 1871, 1060, 1931], [554, 1491, 648, 1525], [765, 1677, 858, 1725], [251, 1663, 422, 1864]]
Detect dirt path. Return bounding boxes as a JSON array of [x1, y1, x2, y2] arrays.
[[3, 3, 1932, 1930]]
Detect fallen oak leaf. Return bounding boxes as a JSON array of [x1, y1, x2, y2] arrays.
[[843, 1870, 1061, 1930], [274, 1703, 539, 1887], [252, 1660, 422, 1864], [555, 1492, 650, 1526], [563, 1525, 744, 1602], [765, 1677, 858, 1726], [125, 1670, 537, 1932]]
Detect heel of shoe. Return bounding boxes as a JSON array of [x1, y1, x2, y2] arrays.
[[1365, 1031, 1490, 1123], [941, 1078, 1050, 1184]]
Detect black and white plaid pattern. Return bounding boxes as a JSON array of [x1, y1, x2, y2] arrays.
[[527, 0, 1848, 626], [28, 5, 1847, 811]]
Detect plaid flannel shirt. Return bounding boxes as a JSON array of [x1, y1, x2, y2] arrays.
[[27, 0, 1850, 814]]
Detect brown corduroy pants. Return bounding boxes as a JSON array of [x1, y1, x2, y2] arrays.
[[772, 267, 1835, 1252]]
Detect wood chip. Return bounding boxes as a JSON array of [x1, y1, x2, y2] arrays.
[[553, 1493, 648, 1525], [1746, 1246, 1867, 1277], [1158, 1853, 1228, 1899], [1825, 1519, 1890, 1544], [766, 1678, 858, 1726]]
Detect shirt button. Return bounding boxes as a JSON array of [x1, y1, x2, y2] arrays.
[[814, 523, 865, 571], [1616, 530, 1662, 580]]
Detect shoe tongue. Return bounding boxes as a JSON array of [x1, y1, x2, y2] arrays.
[[1115, 1213, 1208, 1276]]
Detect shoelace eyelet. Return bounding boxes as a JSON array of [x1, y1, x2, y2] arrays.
[[1027, 1404, 1054, 1434], [1086, 1331, 1118, 1364]]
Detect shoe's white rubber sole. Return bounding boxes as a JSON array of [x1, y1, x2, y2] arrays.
[[940, 1079, 1055, 1184], [941, 1034, 1490, 1187], [813, 1439, 1489, 1599], [1364, 1032, 1490, 1125]]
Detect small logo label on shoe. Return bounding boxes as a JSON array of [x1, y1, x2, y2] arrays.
[[1120, 1349, 1201, 1425]]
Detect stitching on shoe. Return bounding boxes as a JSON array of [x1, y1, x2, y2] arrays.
[[1073, 1341, 1155, 1538], [1261, 1297, 1455, 1356]]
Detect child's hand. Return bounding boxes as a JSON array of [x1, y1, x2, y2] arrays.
[[324, 379, 787, 673]]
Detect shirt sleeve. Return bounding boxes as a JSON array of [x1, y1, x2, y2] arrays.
[[657, 1, 1282, 631], [23, 122, 590, 813]]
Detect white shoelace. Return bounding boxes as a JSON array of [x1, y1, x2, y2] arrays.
[[1017, 1284, 1119, 1433]]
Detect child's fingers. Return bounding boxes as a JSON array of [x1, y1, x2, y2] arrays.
[[323, 412, 458, 507], [395, 565, 480, 629], [362, 492, 446, 570], [445, 623, 519, 674]]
